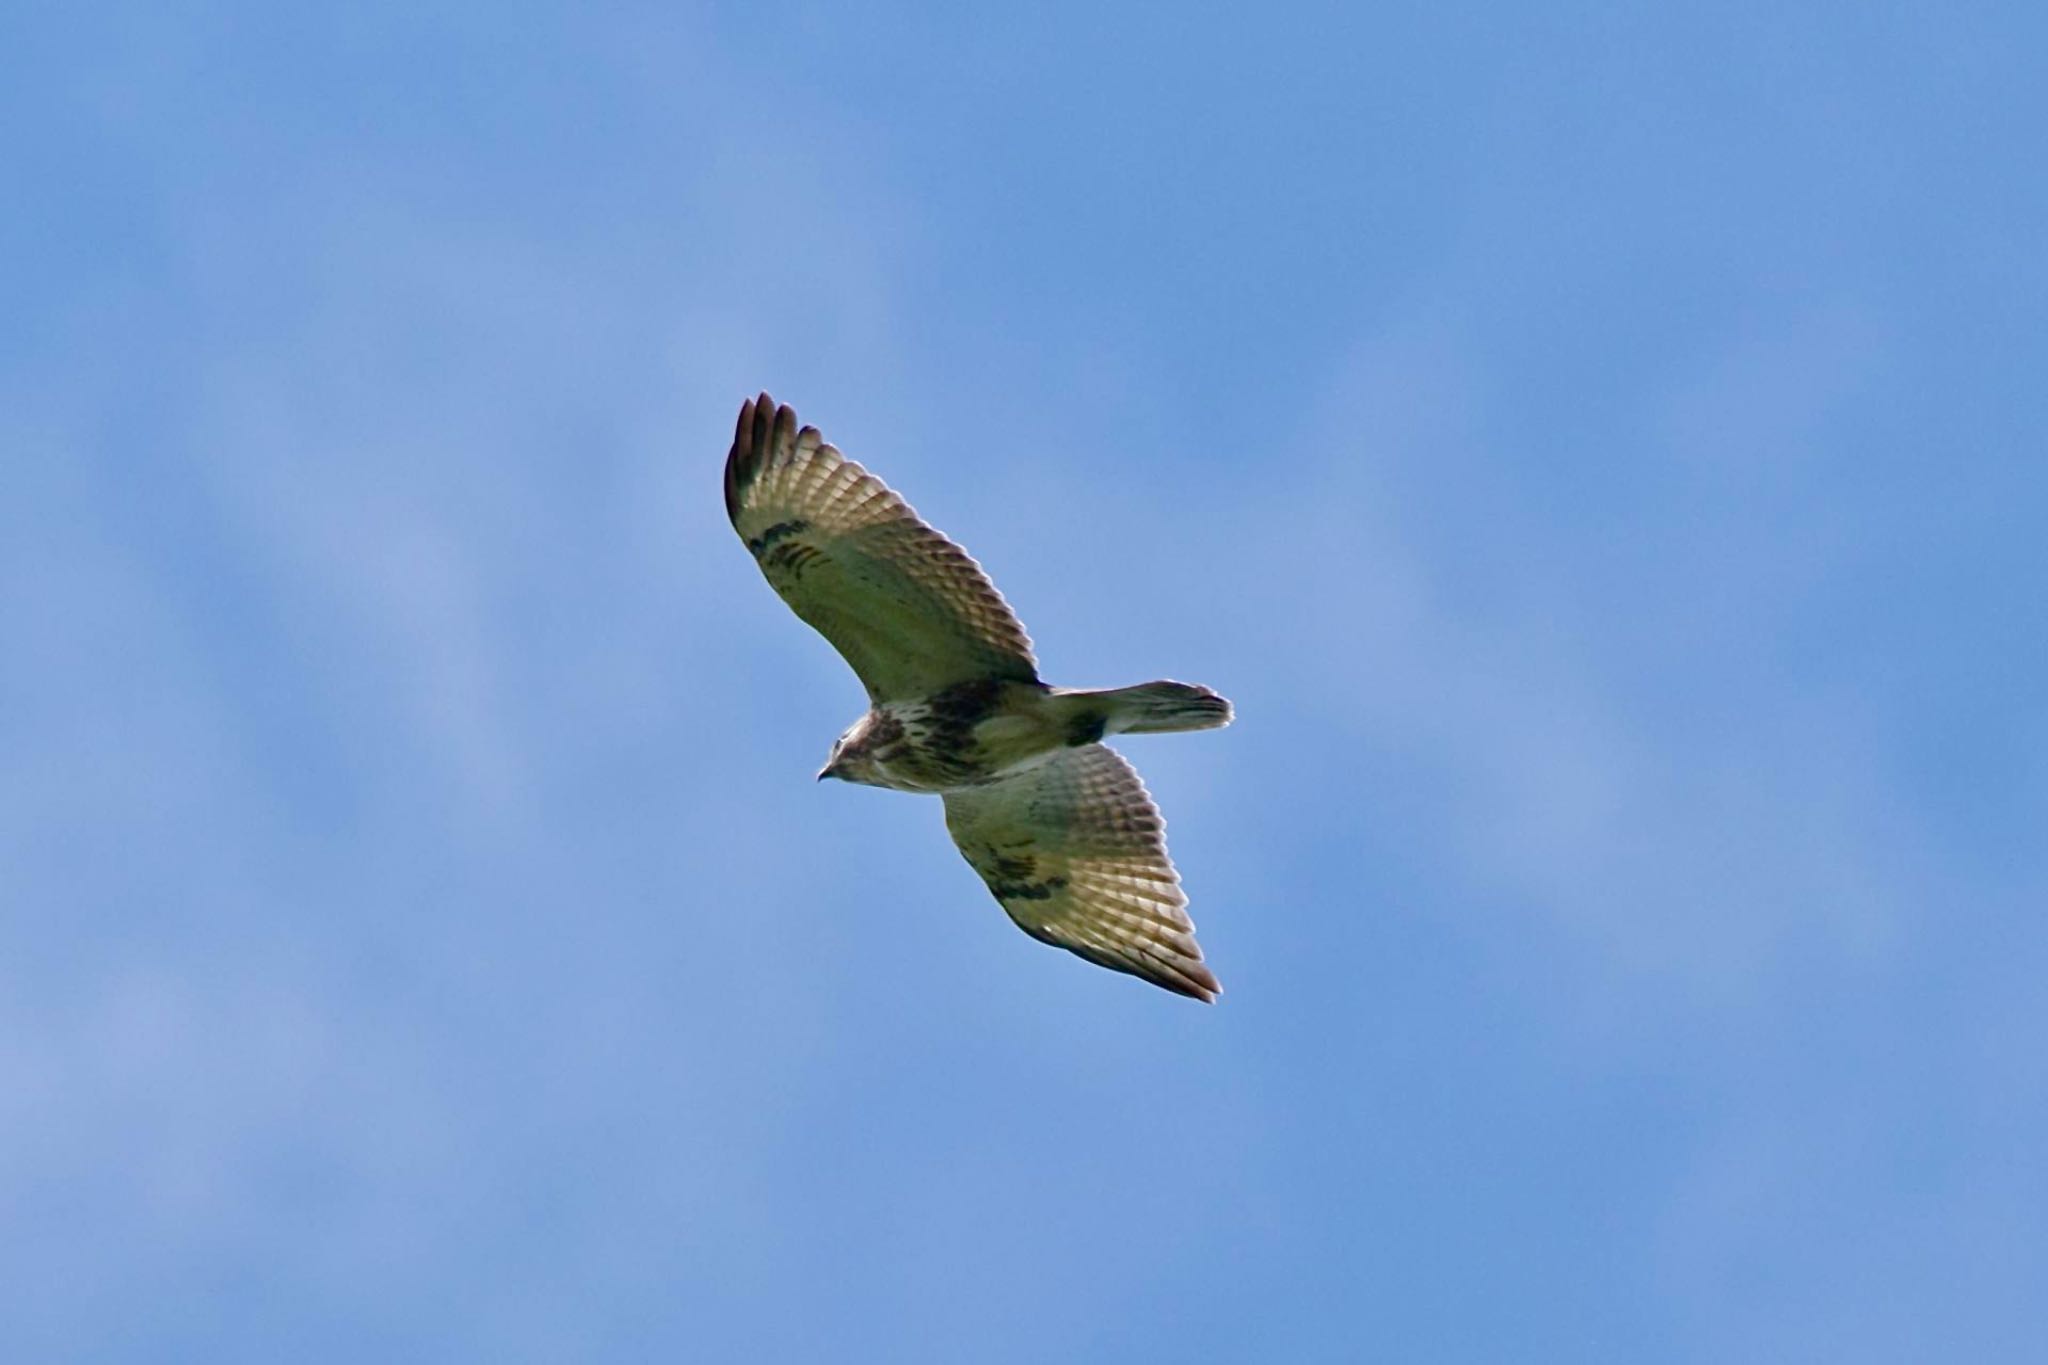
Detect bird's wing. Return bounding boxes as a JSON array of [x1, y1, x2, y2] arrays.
[[725, 393, 1038, 704], [942, 744, 1220, 1002]]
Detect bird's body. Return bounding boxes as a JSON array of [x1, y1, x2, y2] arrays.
[[825, 678, 1057, 793], [724, 393, 1231, 1001], [827, 678, 1229, 794]]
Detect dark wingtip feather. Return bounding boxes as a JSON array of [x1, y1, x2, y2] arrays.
[[723, 394, 756, 523], [752, 390, 777, 459], [1066, 940, 1221, 1003], [770, 397, 798, 456], [1137, 933, 1223, 1003], [725, 391, 797, 525], [1167, 962, 1223, 1004]]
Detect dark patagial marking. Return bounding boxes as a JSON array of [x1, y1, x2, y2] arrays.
[[992, 874, 1069, 903], [981, 845, 1036, 883], [1063, 710, 1106, 746], [979, 843, 1067, 903], [745, 518, 811, 558], [763, 540, 825, 579]]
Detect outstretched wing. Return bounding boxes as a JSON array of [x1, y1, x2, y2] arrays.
[[942, 744, 1220, 1002], [725, 393, 1038, 703]]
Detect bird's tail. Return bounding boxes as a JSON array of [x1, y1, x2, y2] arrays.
[[1051, 681, 1233, 741]]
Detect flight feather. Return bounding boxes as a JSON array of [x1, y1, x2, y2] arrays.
[[942, 744, 1220, 1002], [725, 394, 1037, 703]]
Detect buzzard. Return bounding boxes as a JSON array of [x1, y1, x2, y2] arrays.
[[725, 393, 1232, 1001]]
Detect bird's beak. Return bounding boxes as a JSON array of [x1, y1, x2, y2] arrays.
[[816, 764, 836, 782]]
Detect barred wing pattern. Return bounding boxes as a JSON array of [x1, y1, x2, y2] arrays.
[[943, 744, 1220, 1001], [725, 394, 1038, 704]]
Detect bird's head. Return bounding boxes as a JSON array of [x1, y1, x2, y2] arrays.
[[818, 717, 884, 786]]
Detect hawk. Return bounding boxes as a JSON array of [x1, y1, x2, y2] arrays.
[[725, 393, 1232, 1001]]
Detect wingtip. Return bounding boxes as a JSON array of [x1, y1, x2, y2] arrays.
[[1146, 970, 1220, 1004], [726, 390, 803, 524], [1176, 964, 1223, 1004], [1111, 942, 1224, 1003], [723, 396, 756, 524], [1156, 928, 1223, 1003]]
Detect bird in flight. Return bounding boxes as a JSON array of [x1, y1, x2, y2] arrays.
[[724, 394, 1231, 1001]]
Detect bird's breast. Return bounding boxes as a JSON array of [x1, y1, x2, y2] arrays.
[[865, 683, 1065, 793]]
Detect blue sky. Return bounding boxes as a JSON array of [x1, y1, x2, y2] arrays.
[[6, 1, 2045, 1359]]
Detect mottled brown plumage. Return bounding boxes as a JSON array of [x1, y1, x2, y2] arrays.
[[725, 393, 1230, 1001]]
